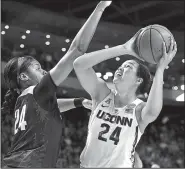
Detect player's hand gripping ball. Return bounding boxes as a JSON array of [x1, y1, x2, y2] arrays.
[[136, 24, 176, 64], [123, 29, 145, 62], [157, 37, 177, 70]]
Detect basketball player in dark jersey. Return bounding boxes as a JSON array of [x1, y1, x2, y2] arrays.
[[1, 1, 112, 167]]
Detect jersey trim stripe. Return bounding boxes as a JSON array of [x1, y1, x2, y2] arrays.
[[131, 126, 139, 167], [19, 86, 35, 98]]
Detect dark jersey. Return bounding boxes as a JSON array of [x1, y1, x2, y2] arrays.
[[3, 73, 63, 168]]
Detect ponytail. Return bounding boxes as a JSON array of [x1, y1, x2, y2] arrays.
[[2, 56, 34, 122], [1, 89, 19, 124]]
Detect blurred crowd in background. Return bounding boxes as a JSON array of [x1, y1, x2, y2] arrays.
[[1, 45, 184, 168]]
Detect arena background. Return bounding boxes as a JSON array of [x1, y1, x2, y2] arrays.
[[1, 0, 184, 168]]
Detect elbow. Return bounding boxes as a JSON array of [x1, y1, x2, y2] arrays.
[[77, 45, 86, 55], [73, 58, 82, 70], [73, 38, 87, 54], [69, 41, 85, 56]]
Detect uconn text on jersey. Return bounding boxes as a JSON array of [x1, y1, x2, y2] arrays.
[[96, 110, 133, 127]]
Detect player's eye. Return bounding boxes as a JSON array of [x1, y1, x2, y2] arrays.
[[125, 65, 132, 68], [36, 67, 41, 70], [118, 67, 123, 71]]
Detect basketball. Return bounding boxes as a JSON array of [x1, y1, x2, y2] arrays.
[[136, 24, 174, 64]]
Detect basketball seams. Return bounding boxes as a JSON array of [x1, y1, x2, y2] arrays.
[[138, 31, 144, 60], [138, 28, 151, 61], [151, 27, 169, 55], [149, 26, 157, 63], [152, 24, 173, 38], [151, 25, 174, 52]]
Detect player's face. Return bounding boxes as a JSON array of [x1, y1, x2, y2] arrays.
[[26, 60, 47, 85], [113, 60, 139, 85]]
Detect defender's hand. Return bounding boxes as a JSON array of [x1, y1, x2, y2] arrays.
[[97, 1, 112, 10]]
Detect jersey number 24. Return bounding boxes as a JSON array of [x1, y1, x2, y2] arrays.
[[98, 123, 122, 145], [14, 105, 27, 134]]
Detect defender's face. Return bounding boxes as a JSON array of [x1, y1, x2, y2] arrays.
[[113, 60, 139, 85], [27, 60, 47, 84]]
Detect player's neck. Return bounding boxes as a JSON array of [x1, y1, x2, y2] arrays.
[[19, 85, 31, 94], [114, 90, 137, 108]]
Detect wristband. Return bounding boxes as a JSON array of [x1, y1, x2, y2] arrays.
[[74, 98, 85, 108]]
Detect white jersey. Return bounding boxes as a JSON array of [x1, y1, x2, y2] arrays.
[[80, 90, 143, 168]]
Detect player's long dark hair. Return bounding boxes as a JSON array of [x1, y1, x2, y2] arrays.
[[134, 59, 152, 95], [1, 56, 35, 121]]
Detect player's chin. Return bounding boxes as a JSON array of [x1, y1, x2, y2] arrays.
[[113, 77, 120, 84], [38, 74, 44, 82]]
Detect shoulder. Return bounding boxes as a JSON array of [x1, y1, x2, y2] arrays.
[[19, 86, 35, 98], [33, 73, 57, 100], [92, 86, 112, 110], [135, 101, 146, 112], [93, 80, 111, 102]]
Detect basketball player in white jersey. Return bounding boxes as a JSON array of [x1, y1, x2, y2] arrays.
[[73, 28, 177, 167]]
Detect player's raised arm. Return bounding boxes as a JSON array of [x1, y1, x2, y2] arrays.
[[140, 38, 177, 125], [73, 29, 143, 99], [50, 1, 112, 86]]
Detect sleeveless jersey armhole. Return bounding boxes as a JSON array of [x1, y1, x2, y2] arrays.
[[91, 89, 112, 113], [133, 99, 144, 134], [88, 89, 113, 129]]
